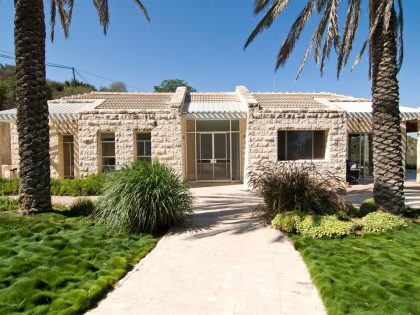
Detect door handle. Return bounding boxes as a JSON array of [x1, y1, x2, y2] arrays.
[[210, 159, 216, 164]]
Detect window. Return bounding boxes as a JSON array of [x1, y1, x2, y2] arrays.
[[278, 130, 327, 160], [136, 132, 151, 161], [101, 133, 115, 172], [63, 135, 74, 178]]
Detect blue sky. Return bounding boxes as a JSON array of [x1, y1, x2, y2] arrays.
[[0, 0, 419, 107]]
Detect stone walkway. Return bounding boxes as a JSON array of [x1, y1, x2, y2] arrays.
[[87, 185, 326, 315], [346, 182, 420, 209]]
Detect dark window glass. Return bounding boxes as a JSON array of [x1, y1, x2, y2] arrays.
[[278, 130, 327, 160], [136, 132, 152, 161], [278, 131, 286, 160], [101, 133, 115, 172]]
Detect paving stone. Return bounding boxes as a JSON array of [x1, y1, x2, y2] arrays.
[[87, 184, 326, 315]]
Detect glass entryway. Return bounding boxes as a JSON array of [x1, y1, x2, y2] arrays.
[[348, 134, 373, 179], [186, 119, 241, 182]]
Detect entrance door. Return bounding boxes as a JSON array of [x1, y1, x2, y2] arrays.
[[197, 132, 230, 181], [63, 135, 75, 178]]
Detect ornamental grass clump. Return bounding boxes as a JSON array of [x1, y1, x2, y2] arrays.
[[248, 161, 347, 215], [96, 160, 193, 234]]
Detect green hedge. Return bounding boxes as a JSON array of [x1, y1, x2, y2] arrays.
[[0, 174, 106, 197]]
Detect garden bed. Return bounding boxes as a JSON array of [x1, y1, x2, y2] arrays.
[[0, 200, 156, 314], [291, 223, 420, 315]]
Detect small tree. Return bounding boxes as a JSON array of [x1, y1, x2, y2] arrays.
[[154, 79, 197, 92], [100, 81, 128, 92]]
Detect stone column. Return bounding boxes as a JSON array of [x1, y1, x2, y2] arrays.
[[417, 121, 420, 183]]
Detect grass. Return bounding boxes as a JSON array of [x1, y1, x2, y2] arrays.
[[291, 223, 420, 315], [0, 199, 156, 315]]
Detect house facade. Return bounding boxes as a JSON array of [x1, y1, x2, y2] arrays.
[[0, 86, 419, 183]]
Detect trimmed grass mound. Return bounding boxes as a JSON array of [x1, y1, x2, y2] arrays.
[[291, 223, 420, 315], [0, 198, 156, 315]]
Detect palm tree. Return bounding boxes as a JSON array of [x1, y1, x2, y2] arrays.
[[245, 0, 405, 213], [14, 0, 149, 214]]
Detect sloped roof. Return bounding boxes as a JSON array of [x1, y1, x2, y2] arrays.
[[185, 92, 241, 103], [67, 92, 173, 110], [251, 92, 356, 109]]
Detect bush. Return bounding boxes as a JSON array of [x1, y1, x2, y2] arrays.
[[271, 211, 302, 233], [359, 198, 378, 217], [296, 215, 358, 238], [0, 178, 19, 196], [248, 161, 347, 215], [272, 212, 358, 238], [362, 212, 408, 233], [0, 197, 18, 212], [67, 198, 95, 216], [402, 207, 420, 218], [96, 160, 193, 233], [51, 174, 105, 196]]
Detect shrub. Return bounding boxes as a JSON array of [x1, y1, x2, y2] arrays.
[[272, 211, 358, 238], [362, 212, 408, 233], [402, 207, 420, 219], [271, 211, 302, 233], [67, 198, 95, 217], [0, 197, 18, 212], [51, 174, 105, 196], [95, 160, 193, 233], [248, 161, 347, 215], [0, 178, 19, 196], [81, 174, 106, 195], [296, 215, 358, 238], [359, 198, 378, 217]]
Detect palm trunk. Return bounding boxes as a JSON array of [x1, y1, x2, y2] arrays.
[[370, 0, 404, 212], [14, 0, 51, 214]]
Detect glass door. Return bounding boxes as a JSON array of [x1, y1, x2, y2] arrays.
[[197, 132, 230, 181]]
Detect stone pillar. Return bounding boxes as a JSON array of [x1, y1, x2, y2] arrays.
[[417, 121, 420, 183], [401, 122, 407, 180]]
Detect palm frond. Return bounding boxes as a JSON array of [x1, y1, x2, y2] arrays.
[[296, 3, 331, 80], [50, 0, 150, 41], [396, 0, 404, 71], [254, 0, 277, 15], [276, 0, 316, 70], [92, 0, 110, 35], [133, 0, 151, 22], [337, 0, 360, 77], [50, 0, 74, 42], [244, 0, 291, 49], [319, 0, 340, 75], [314, 1, 332, 65]]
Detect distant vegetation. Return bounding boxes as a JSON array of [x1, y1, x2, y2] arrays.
[[154, 79, 196, 92], [0, 64, 129, 110], [406, 135, 417, 169]]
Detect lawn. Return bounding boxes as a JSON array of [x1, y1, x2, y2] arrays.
[[0, 199, 156, 315], [291, 223, 420, 315]]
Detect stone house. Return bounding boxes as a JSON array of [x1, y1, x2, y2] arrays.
[[0, 86, 419, 183]]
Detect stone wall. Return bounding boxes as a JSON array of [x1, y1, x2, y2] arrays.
[[9, 121, 79, 178], [77, 109, 183, 177], [245, 107, 348, 182]]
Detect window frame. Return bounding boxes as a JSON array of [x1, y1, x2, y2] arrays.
[[100, 132, 116, 172], [278, 130, 328, 161], [135, 131, 152, 162]]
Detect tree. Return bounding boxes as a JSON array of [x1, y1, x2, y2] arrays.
[[100, 81, 128, 92], [245, 0, 405, 213], [14, 0, 149, 214], [154, 79, 197, 92]]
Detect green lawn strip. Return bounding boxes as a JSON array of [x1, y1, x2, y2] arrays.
[[290, 223, 420, 315], [0, 208, 156, 315]]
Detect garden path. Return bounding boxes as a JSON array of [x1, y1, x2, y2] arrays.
[[87, 184, 326, 315]]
